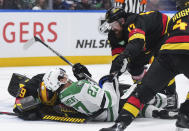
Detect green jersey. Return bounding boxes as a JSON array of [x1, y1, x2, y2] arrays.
[[59, 79, 120, 122]]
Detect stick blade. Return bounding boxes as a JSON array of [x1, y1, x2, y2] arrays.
[[23, 37, 36, 50]]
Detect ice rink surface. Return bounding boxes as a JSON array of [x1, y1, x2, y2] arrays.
[[0, 64, 189, 131]]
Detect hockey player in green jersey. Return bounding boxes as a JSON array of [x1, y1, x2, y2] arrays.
[[11, 63, 177, 122]]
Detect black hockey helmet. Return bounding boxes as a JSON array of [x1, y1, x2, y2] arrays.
[[176, 0, 189, 11], [105, 7, 126, 23]]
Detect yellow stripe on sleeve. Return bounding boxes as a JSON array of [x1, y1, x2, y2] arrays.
[[129, 33, 145, 42], [123, 103, 140, 117]]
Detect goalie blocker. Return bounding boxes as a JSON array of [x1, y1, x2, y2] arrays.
[[13, 95, 89, 123]]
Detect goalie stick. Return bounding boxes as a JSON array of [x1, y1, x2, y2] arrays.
[[0, 111, 21, 116], [24, 36, 97, 84]]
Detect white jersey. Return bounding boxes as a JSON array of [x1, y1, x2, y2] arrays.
[[59, 79, 120, 122], [59, 79, 170, 121]]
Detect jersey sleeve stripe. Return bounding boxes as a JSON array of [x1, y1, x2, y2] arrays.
[[128, 33, 145, 42], [105, 91, 112, 108], [127, 96, 142, 109], [109, 107, 114, 121], [129, 28, 145, 38]]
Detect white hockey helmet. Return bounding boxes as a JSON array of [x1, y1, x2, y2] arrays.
[[43, 68, 68, 92]]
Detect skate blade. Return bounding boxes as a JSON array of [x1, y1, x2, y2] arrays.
[[176, 127, 189, 131]]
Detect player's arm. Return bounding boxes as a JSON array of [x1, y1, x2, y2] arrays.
[[98, 75, 120, 109], [124, 16, 146, 58], [110, 17, 146, 74]]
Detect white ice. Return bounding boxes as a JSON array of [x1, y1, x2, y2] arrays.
[[0, 64, 189, 131]]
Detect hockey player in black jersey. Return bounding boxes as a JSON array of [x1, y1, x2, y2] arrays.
[[10, 63, 92, 121], [99, 0, 189, 131], [106, 7, 178, 111]]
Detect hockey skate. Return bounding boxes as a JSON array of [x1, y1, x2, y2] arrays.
[[176, 113, 189, 131], [99, 111, 134, 131], [99, 122, 127, 131], [164, 92, 179, 112]]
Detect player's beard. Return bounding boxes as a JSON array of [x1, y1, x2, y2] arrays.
[[114, 29, 123, 39]]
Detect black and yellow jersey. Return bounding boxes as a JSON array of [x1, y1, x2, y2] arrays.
[[160, 7, 189, 54], [108, 11, 170, 60]]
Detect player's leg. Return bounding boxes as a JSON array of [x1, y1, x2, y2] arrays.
[[172, 54, 189, 130], [152, 55, 178, 111], [163, 79, 178, 111], [99, 54, 177, 131]]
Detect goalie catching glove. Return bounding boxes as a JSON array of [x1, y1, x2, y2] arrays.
[[72, 63, 92, 80]]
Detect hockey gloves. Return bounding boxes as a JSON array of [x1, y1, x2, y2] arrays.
[[110, 52, 129, 75], [72, 63, 92, 80]]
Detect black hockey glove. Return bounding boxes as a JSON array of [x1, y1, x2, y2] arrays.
[[110, 52, 129, 74], [72, 63, 92, 80], [98, 74, 115, 88], [13, 96, 42, 120]]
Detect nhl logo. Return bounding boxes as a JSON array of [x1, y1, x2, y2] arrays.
[[98, 18, 111, 35]]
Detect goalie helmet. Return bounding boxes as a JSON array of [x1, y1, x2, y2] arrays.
[[43, 68, 69, 92], [176, 0, 189, 11], [105, 7, 126, 23], [38, 83, 58, 106]]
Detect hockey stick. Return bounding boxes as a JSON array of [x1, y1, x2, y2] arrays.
[[24, 36, 97, 84], [0, 111, 87, 123], [24, 36, 73, 66], [0, 111, 21, 116]]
